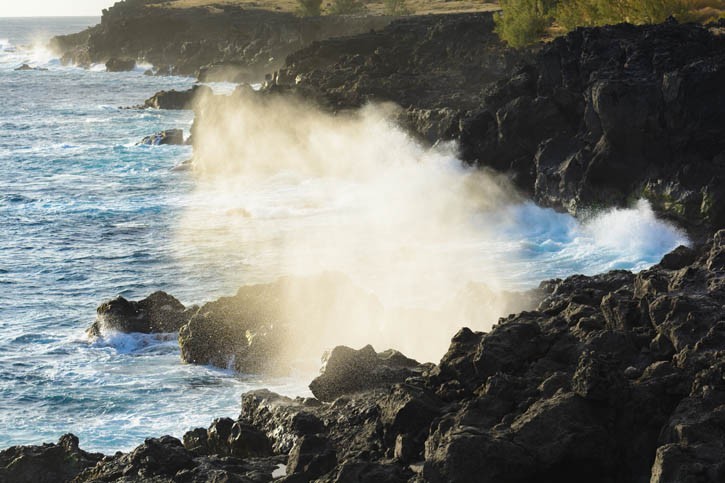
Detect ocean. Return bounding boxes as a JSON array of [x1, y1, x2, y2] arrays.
[[0, 17, 689, 453]]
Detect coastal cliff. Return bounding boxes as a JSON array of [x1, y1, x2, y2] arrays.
[[50, 1, 394, 80], [4, 5, 725, 483]]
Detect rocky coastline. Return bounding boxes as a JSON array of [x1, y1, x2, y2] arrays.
[[49, 1, 394, 81], [4, 5, 725, 483]]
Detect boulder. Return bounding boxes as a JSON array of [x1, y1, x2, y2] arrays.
[[0, 434, 101, 483], [143, 85, 213, 110], [138, 128, 185, 146], [89, 291, 192, 336], [308, 345, 425, 402], [105, 57, 135, 72], [14, 63, 48, 71]]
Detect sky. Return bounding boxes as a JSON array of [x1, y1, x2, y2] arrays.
[[0, 0, 115, 17]]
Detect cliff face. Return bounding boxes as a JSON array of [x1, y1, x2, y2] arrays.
[[50, 1, 394, 81], [459, 20, 725, 236], [267, 17, 725, 235]]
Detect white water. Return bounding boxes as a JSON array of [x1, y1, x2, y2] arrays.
[[0, 17, 689, 453]]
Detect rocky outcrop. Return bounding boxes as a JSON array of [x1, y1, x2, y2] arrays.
[[141, 84, 212, 110], [138, 128, 185, 146], [264, 17, 725, 234], [50, 1, 394, 80], [177, 272, 382, 374], [14, 64, 48, 71], [458, 20, 725, 234], [267, 12, 531, 143], [238, 230, 725, 482], [89, 290, 194, 337], [0, 434, 102, 483], [12, 231, 725, 481], [104, 57, 135, 72], [309, 345, 428, 402]]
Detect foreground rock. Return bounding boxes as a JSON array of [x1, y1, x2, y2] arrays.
[[309, 345, 428, 402], [238, 231, 725, 482], [0, 434, 101, 483], [89, 290, 193, 337], [50, 2, 394, 80], [177, 273, 383, 374], [12, 231, 725, 481]]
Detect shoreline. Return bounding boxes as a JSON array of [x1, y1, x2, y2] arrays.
[[2, 4, 724, 482]]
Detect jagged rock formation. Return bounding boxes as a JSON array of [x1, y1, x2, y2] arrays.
[[266, 17, 725, 234], [14, 231, 723, 482], [49, 1, 394, 80], [459, 19, 725, 235], [138, 128, 186, 145], [267, 12, 532, 143], [89, 290, 194, 336]]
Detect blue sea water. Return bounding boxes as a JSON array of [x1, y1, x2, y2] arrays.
[[0, 17, 690, 453]]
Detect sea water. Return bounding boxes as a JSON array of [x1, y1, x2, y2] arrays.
[[0, 17, 689, 453]]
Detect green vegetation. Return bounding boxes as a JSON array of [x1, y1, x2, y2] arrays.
[[383, 0, 412, 15], [296, 0, 322, 16], [495, 0, 725, 47], [494, 0, 556, 47], [329, 0, 368, 15]]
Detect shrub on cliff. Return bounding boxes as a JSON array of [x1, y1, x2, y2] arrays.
[[555, 0, 691, 30], [494, 0, 556, 47], [329, 0, 368, 15], [384, 0, 412, 15], [495, 0, 724, 47], [297, 0, 322, 17]]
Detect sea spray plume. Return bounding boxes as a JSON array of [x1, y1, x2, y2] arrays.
[[176, 91, 529, 366]]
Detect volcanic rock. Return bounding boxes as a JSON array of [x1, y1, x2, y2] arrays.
[[0, 434, 101, 483], [142, 85, 213, 110], [104, 57, 135, 72], [138, 128, 185, 146], [89, 290, 193, 336], [308, 344, 427, 402]]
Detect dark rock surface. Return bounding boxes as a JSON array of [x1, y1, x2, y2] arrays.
[[267, 12, 531, 143], [11, 232, 725, 482], [138, 128, 185, 146], [141, 84, 213, 110], [105, 57, 135, 72], [237, 231, 724, 483], [89, 290, 193, 336], [309, 345, 428, 402], [50, 2, 394, 80], [458, 20, 725, 234], [0, 434, 102, 483], [177, 272, 382, 374], [14, 63, 48, 71], [266, 17, 725, 234]]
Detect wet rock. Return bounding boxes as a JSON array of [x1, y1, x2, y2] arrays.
[[75, 436, 194, 481], [178, 273, 382, 375], [286, 435, 337, 479], [0, 434, 101, 483], [105, 57, 135, 72], [90, 290, 192, 336], [459, 22, 725, 232], [143, 85, 213, 110], [51, 4, 394, 80], [138, 128, 185, 146], [309, 345, 425, 402], [14, 63, 48, 71]]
